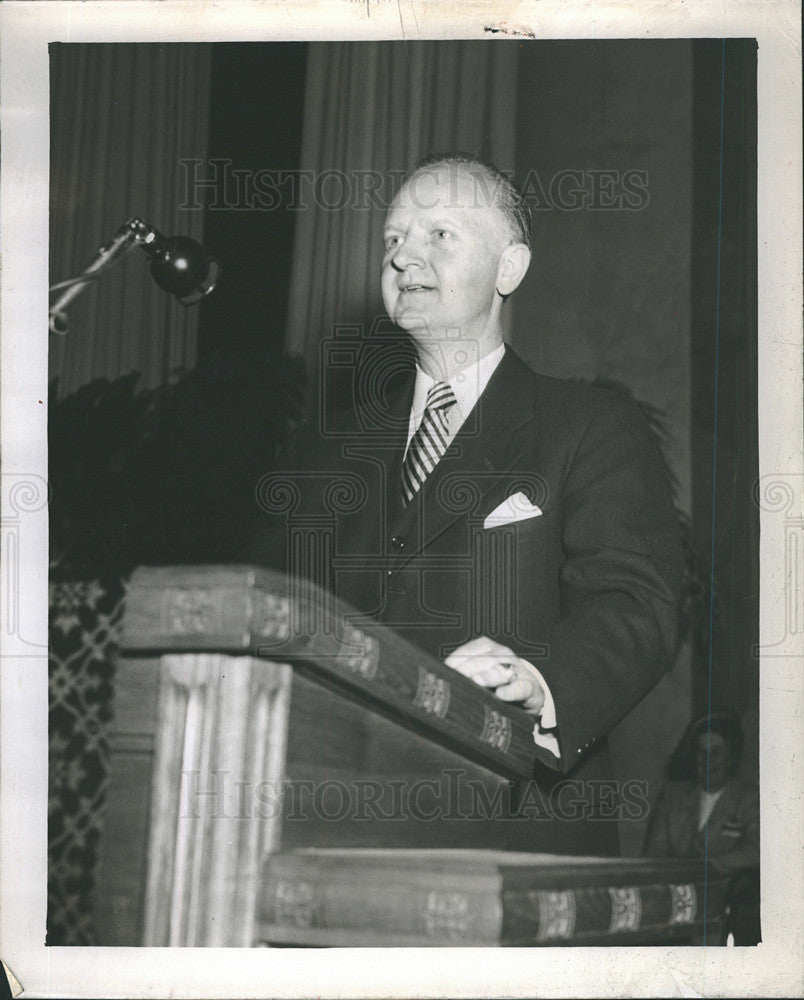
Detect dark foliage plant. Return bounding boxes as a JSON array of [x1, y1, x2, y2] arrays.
[[49, 352, 307, 577]]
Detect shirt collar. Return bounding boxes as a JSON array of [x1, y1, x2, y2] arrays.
[[410, 341, 506, 427]]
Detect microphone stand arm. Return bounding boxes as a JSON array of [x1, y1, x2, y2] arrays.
[[49, 217, 167, 336]]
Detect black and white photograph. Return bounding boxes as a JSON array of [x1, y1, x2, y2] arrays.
[[0, 2, 801, 998]]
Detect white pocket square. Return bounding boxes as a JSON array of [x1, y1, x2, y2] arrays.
[[483, 492, 543, 529]]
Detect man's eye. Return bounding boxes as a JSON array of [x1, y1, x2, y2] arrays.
[[384, 235, 401, 250], [434, 229, 450, 240]]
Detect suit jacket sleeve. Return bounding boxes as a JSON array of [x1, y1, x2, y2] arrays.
[[529, 390, 684, 772]]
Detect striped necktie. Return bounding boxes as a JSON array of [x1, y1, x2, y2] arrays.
[[401, 380, 458, 505]]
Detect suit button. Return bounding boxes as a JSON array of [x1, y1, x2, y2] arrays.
[[391, 535, 406, 550]]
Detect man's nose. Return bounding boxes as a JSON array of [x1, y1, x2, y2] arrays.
[[390, 235, 425, 270]]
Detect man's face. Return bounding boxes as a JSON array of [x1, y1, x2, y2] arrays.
[[695, 731, 730, 792], [381, 165, 512, 346]]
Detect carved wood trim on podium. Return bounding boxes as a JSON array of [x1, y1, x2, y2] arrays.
[[142, 654, 292, 946], [122, 564, 539, 780]]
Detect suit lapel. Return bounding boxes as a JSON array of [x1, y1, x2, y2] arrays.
[[680, 787, 703, 854], [333, 373, 414, 559], [382, 376, 415, 526], [388, 346, 540, 566]]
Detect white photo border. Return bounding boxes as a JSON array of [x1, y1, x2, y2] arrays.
[[1, 2, 801, 997]]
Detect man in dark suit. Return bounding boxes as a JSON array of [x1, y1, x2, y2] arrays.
[[251, 155, 683, 855]]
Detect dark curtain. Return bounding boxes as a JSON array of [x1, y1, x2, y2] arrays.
[[196, 43, 307, 365], [49, 43, 212, 395], [690, 39, 759, 776]]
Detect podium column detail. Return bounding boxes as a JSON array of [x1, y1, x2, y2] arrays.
[[142, 653, 292, 947]]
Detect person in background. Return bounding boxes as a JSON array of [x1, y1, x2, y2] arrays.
[[643, 711, 760, 943], [643, 712, 759, 871]]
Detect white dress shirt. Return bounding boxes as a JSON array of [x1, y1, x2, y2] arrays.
[[406, 342, 561, 758], [698, 787, 725, 830]]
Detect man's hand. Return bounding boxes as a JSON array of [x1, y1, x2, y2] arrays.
[[444, 636, 546, 715]]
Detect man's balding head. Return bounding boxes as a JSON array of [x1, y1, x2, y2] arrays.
[[404, 154, 532, 252]]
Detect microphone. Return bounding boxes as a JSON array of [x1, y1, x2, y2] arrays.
[[137, 224, 220, 305], [49, 217, 220, 335]]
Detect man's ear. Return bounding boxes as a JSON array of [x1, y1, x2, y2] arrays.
[[496, 243, 531, 297]]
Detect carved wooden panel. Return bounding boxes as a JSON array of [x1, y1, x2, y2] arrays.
[[141, 654, 292, 946]]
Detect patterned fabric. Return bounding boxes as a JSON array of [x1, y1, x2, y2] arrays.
[[401, 381, 457, 504], [48, 576, 124, 945]]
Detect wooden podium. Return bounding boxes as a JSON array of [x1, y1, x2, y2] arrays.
[[93, 565, 725, 947]]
